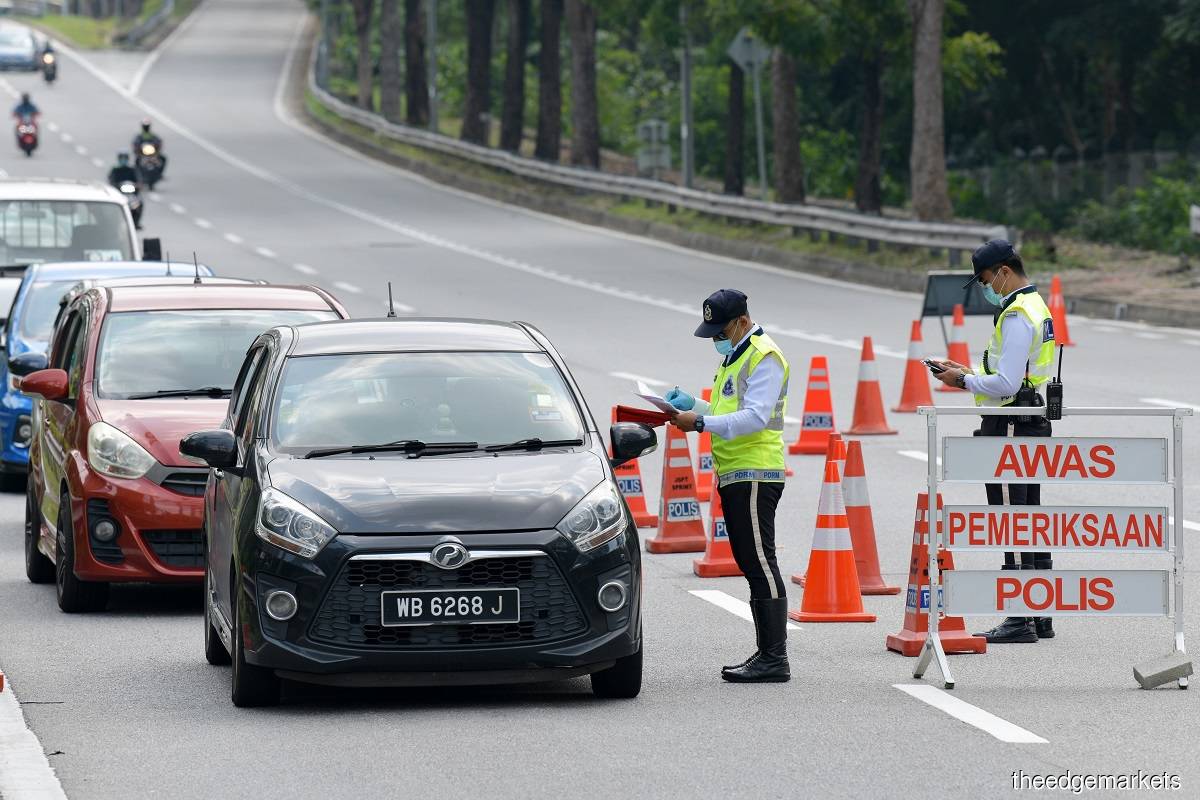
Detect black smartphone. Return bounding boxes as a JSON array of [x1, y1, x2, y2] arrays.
[[923, 359, 947, 374]]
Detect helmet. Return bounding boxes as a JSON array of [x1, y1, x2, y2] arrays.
[[117, 152, 130, 165], [141, 118, 151, 132], [21, 93, 29, 104]]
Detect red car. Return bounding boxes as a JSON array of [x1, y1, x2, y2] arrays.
[[21, 282, 348, 612]]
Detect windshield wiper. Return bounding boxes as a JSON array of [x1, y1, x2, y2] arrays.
[[484, 437, 585, 453], [304, 440, 479, 459], [125, 386, 231, 399]]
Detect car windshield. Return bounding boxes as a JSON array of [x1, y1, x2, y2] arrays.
[[272, 351, 586, 454], [0, 201, 133, 266], [17, 279, 76, 341], [96, 309, 338, 399], [0, 29, 30, 48]]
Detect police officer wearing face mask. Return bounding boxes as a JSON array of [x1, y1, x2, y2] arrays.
[[930, 240, 1057, 644], [665, 289, 792, 682]]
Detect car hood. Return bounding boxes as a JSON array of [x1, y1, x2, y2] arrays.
[[266, 449, 608, 534], [97, 398, 229, 467]]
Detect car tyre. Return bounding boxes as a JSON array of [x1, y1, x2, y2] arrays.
[[231, 590, 280, 707], [55, 494, 109, 613], [25, 483, 53, 584], [204, 571, 231, 666], [590, 642, 643, 699]]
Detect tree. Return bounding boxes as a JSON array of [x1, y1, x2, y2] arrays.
[[854, 53, 885, 212], [405, 0, 430, 126], [350, 0, 376, 111], [723, 59, 745, 195], [461, 0, 497, 145], [565, 0, 600, 167], [907, 0, 953, 220], [535, 0, 564, 161], [379, 0, 403, 122], [501, 0, 532, 152], [771, 49, 805, 203]]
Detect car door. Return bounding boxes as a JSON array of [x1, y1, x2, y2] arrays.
[[38, 306, 86, 534]]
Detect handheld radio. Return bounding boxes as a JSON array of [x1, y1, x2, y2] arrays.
[[1046, 345, 1064, 421]]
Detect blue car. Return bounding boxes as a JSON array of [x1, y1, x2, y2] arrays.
[[0, 261, 215, 484]]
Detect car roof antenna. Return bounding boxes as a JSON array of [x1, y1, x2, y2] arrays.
[[386, 282, 396, 318], [164, 252, 172, 276], [193, 253, 202, 285]]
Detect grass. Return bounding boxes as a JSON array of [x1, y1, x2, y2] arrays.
[[17, 0, 199, 50]]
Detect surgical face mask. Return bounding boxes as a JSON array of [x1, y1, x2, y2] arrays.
[[713, 321, 742, 356], [981, 269, 1009, 306]]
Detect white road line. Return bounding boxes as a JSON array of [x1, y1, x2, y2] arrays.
[[0, 680, 70, 799], [46, 121, 59, 133], [292, 263, 318, 275], [689, 590, 801, 630], [0, 168, 7, 178], [1140, 397, 1200, 413], [1093, 326, 1119, 334], [168, 202, 186, 214], [91, 157, 105, 169], [223, 233, 243, 245], [333, 281, 362, 294], [1136, 332, 1166, 340], [893, 684, 1048, 744], [610, 372, 668, 388], [148, 192, 162, 203], [60, 132, 72, 143], [1170, 517, 1200, 532], [384, 301, 417, 313], [0, 78, 16, 99], [194, 218, 212, 229], [254, 246, 277, 259], [74, 144, 88, 156], [127, 0, 205, 95], [899, 450, 941, 465]]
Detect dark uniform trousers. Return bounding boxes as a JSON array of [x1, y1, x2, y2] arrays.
[[980, 412, 1052, 569], [718, 481, 786, 599]]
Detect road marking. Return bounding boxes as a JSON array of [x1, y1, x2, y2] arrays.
[[1140, 397, 1200, 413], [254, 246, 277, 259], [223, 232, 243, 245], [292, 263, 318, 275], [1135, 332, 1166, 340], [128, 0, 205, 95], [1093, 326, 1119, 334], [60, 132, 72, 143], [899, 450, 942, 465], [47, 121, 59, 133], [0, 78, 15, 99], [893, 684, 1048, 744], [384, 300, 416, 313], [194, 217, 212, 229], [1170, 517, 1200, 532], [168, 202, 186, 215], [610, 372, 668, 388], [0, 679, 69, 799], [689, 590, 800, 630], [91, 157, 105, 168], [333, 281, 362, 294], [148, 192, 162, 203], [74, 144, 88, 156]]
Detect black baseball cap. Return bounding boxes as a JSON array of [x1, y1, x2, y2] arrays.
[[694, 289, 748, 337], [963, 239, 1016, 288]]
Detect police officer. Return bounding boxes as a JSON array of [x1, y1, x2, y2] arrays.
[[930, 240, 1057, 644], [665, 289, 791, 682]]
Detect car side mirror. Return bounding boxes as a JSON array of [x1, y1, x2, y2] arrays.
[[20, 369, 68, 401], [8, 352, 48, 377], [609, 422, 657, 468], [180, 429, 238, 470], [142, 237, 162, 261]]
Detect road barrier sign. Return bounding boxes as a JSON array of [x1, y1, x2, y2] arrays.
[[941, 436, 1167, 484], [944, 569, 1170, 616], [945, 506, 1169, 552]]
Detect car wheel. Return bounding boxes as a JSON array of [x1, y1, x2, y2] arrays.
[[55, 493, 109, 613], [231, 589, 280, 707], [204, 570, 231, 666], [590, 642, 643, 699], [24, 483, 53, 584]]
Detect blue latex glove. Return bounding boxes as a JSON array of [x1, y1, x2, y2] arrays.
[[664, 386, 695, 411]]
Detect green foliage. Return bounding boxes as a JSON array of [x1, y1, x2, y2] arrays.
[[1070, 165, 1200, 255]]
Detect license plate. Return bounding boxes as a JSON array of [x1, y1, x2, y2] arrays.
[[380, 588, 520, 627]]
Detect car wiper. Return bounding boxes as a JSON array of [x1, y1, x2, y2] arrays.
[[124, 386, 231, 399], [484, 437, 585, 453], [304, 440, 480, 459]]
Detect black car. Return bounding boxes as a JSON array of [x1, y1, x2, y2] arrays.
[[182, 318, 657, 707]]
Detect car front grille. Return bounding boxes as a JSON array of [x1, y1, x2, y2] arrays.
[[309, 554, 588, 649], [142, 529, 204, 569], [161, 472, 207, 496]]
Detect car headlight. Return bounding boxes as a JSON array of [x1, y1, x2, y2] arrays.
[[557, 481, 627, 552], [255, 488, 337, 559], [87, 421, 156, 479]]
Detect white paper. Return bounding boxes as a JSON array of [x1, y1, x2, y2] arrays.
[[635, 381, 679, 414]]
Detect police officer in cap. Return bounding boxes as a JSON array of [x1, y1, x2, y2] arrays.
[[929, 240, 1057, 644], [665, 289, 792, 682]]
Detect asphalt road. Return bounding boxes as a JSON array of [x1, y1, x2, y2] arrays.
[[2, 1, 1200, 798]]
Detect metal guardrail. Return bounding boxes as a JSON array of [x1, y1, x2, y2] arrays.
[[308, 51, 1008, 260], [119, 0, 175, 47]]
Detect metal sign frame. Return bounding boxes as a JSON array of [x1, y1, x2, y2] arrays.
[[912, 405, 1191, 690]]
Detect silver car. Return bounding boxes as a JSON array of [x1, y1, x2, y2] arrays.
[[0, 25, 38, 72]]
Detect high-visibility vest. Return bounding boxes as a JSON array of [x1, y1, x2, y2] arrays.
[[974, 289, 1056, 407], [709, 332, 789, 486]]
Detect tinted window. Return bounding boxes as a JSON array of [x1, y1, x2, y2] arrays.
[[272, 351, 585, 452], [95, 309, 336, 399], [50, 312, 80, 371], [18, 280, 75, 341], [0, 201, 133, 265], [228, 347, 266, 426]]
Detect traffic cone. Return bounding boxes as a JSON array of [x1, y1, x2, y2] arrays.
[[1049, 274, 1074, 346], [843, 441, 899, 595], [885, 492, 987, 656], [792, 435, 846, 588], [788, 356, 836, 455], [610, 408, 657, 528], [695, 388, 714, 502], [893, 320, 933, 413], [692, 487, 742, 577], [936, 305, 972, 393], [845, 337, 897, 435], [790, 458, 876, 623], [645, 424, 707, 553]]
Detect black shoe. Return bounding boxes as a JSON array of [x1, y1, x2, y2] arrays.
[[722, 598, 768, 672], [1035, 618, 1055, 639], [723, 598, 790, 683], [975, 617, 1038, 643]]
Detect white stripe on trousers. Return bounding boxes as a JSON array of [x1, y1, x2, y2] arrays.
[[748, 482, 778, 599]]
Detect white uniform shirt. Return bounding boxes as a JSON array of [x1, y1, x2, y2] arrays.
[[692, 325, 786, 440], [963, 284, 1035, 399]]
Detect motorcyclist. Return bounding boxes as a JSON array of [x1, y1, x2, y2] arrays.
[[12, 94, 39, 121], [108, 152, 139, 188], [132, 118, 167, 176]]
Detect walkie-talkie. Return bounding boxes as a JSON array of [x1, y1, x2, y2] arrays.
[[1046, 345, 1064, 421]]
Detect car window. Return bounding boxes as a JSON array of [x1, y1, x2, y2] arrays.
[[50, 311, 80, 371], [0, 201, 133, 266], [64, 308, 87, 398], [236, 353, 272, 445], [228, 347, 266, 427], [18, 280, 76, 341]]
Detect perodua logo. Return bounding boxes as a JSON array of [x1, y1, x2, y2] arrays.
[[431, 541, 469, 570]]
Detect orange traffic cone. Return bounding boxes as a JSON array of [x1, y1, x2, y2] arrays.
[[692, 487, 742, 577], [936, 304, 972, 393], [695, 388, 714, 502], [790, 458, 876, 623], [1049, 274, 1074, 346], [788, 356, 836, 455], [893, 320, 933, 413], [845, 337, 897, 435], [885, 492, 987, 656], [610, 407, 657, 528], [843, 441, 899, 595], [792, 435, 846, 588], [645, 424, 707, 553]]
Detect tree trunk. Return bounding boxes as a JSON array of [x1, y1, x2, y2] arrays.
[[564, 0, 599, 168], [722, 59, 745, 196], [770, 50, 805, 204], [404, 0, 429, 127], [907, 0, 952, 220], [534, 0, 563, 161], [350, 0, 376, 111], [499, 0, 531, 152], [379, 0, 402, 122], [461, 0, 497, 145], [854, 54, 884, 214]]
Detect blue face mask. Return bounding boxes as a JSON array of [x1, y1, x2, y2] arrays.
[[981, 270, 1009, 306], [714, 338, 735, 357]]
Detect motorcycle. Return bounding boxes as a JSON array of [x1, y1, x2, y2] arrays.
[[41, 51, 56, 84], [117, 181, 143, 229], [15, 117, 37, 157], [135, 142, 164, 189]]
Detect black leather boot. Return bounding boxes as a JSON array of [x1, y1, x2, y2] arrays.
[[722, 598, 790, 683], [1034, 558, 1055, 639], [722, 599, 766, 672], [974, 563, 1037, 643]]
